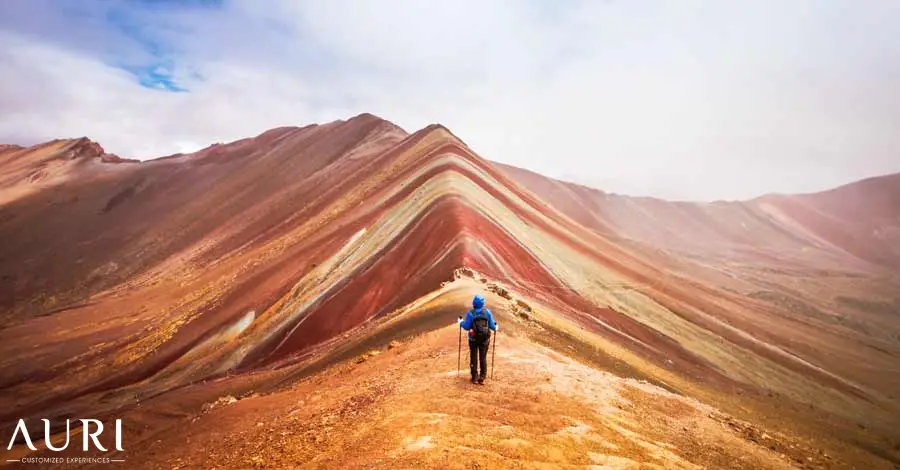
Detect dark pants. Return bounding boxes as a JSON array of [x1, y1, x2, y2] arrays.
[[469, 339, 490, 379]]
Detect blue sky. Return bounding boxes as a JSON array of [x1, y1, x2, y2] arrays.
[[0, 0, 898, 200]]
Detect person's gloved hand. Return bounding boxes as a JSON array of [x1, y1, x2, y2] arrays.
[[457, 317, 463, 325], [495, 323, 500, 333]]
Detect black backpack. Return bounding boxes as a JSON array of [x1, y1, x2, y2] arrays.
[[471, 309, 492, 342]]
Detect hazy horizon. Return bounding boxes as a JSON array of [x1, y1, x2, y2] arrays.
[[1, 1, 898, 201]]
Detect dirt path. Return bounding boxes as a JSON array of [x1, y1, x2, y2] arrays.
[[121, 326, 841, 469]]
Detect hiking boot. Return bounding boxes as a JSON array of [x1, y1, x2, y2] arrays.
[[477, 377, 484, 384], [471, 377, 477, 384]]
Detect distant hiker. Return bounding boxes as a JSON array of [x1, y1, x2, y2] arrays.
[[458, 294, 497, 384]]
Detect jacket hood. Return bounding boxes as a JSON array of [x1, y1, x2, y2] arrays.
[[472, 294, 485, 309]]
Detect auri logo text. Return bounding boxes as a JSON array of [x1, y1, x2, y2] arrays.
[[6, 419, 124, 452]]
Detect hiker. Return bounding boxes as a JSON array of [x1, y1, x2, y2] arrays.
[[458, 294, 498, 384]]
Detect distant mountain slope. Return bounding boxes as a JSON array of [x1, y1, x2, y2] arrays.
[[0, 113, 407, 318], [494, 162, 900, 272], [755, 173, 900, 269]]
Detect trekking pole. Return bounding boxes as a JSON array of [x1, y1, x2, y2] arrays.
[[491, 323, 498, 379], [457, 316, 462, 377]]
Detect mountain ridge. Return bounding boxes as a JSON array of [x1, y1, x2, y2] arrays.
[[7, 114, 896, 204]]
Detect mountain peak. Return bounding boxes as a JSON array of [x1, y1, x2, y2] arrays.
[[348, 111, 384, 122], [347, 112, 408, 137], [62, 137, 134, 163], [400, 123, 471, 153], [422, 123, 466, 144]]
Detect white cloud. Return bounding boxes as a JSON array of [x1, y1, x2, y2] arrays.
[[0, 0, 898, 200]]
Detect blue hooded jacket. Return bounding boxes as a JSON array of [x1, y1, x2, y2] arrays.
[[459, 294, 497, 342]]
